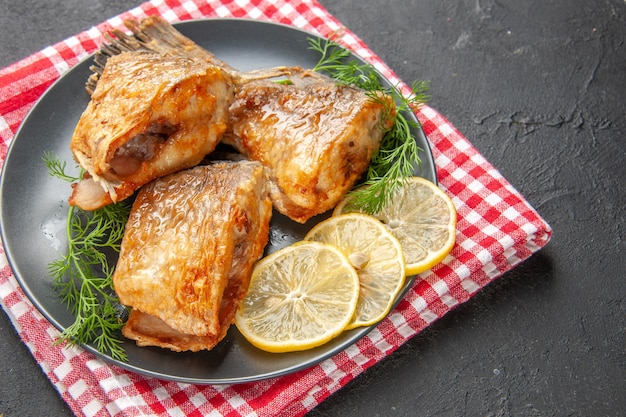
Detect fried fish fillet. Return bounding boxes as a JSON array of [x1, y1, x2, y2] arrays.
[[69, 51, 235, 210], [113, 161, 272, 352], [225, 71, 391, 223]]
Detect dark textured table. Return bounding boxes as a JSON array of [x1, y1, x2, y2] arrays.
[[1, 1, 624, 416]]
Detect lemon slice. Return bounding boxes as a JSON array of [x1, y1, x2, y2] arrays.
[[235, 241, 359, 353], [304, 213, 406, 329], [334, 177, 457, 275]]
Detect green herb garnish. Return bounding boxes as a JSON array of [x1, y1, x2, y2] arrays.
[[309, 36, 430, 214], [43, 152, 130, 361]]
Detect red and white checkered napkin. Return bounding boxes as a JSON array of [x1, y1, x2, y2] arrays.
[[0, 0, 552, 416]]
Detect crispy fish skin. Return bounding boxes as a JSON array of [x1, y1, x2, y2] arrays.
[[69, 51, 234, 210], [113, 161, 272, 352], [225, 72, 388, 223]]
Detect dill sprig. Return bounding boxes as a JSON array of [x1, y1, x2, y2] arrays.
[[42, 152, 130, 361], [309, 36, 430, 214]]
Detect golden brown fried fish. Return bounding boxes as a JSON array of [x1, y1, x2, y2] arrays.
[[69, 51, 235, 210], [113, 161, 272, 352], [225, 71, 390, 223]]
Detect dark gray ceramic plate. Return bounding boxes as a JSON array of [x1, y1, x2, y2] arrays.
[[0, 18, 436, 384]]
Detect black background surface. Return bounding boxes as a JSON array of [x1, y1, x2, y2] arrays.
[[0, 1, 624, 416]]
